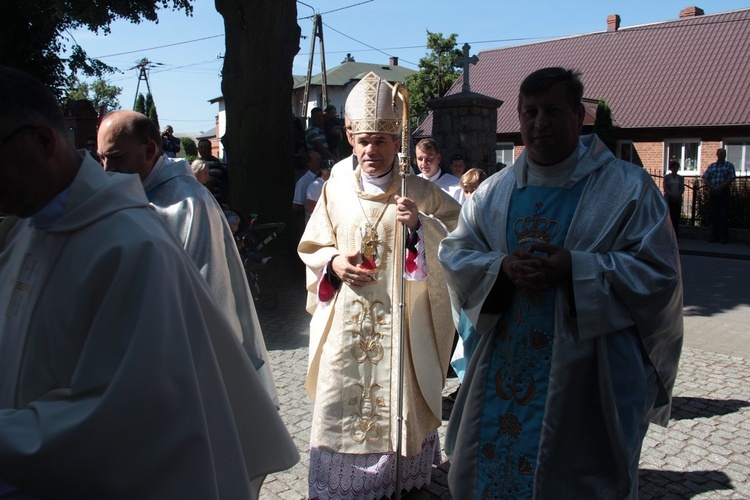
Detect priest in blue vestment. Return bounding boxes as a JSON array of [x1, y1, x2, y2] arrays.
[[438, 67, 683, 499]]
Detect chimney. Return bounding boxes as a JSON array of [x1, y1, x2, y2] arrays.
[[389, 56, 399, 66], [679, 6, 705, 18], [607, 14, 621, 32]]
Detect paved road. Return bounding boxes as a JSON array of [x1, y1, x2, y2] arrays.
[[256, 252, 750, 499]]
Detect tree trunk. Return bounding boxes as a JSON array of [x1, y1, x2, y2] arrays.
[[215, 0, 300, 255]]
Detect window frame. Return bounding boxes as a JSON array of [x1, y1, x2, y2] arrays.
[[495, 142, 514, 169], [723, 138, 750, 175], [664, 139, 701, 176]]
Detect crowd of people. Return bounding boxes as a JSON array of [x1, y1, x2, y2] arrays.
[[0, 64, 688, 499]]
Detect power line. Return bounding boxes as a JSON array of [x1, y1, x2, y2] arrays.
[[93, 34, 224, 59], [297, 0, 374, 20], [322, 22, 419, 67]]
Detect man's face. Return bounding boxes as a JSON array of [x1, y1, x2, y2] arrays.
[[198, 140, 212, 159], [717, 149, 727, 162], [98, 119, 158, 180], [0, 122, 46, 216], [416, 147, 441, 179], [311, 111, 324, 127], [451, 159, 466, 177], [519, 83, 584, 166], [353, 133, 400, 176], [307, 151, 322, 173]]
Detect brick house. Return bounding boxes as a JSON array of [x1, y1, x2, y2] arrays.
[[416, 6, 750, 180], [63, 99, 99, 150]]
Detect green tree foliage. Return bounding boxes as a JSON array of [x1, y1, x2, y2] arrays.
[[145, 93, 155, 116], [66, 75, 122, 111], [1, 1, 193, 98], [181, 137, 197, 157], [404, 31, 462, 128], [134, 93, 147, 114], [147, 96, 160, 130], [594, 98, 617, 153]]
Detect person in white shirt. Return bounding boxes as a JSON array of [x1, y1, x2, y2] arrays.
[[293, 150, 322, 221], [305, 160, 332, 215], [416, 138, 465, 204]]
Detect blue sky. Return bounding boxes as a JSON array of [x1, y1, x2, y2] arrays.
[[70, 0, 750, 135]]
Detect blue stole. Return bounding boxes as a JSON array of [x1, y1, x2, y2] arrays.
[[475, 182, 584, 499]]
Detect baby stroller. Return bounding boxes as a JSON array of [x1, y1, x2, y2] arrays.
[[224, 209, 286, 310]]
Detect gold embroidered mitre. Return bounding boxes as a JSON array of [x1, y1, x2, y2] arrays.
[[345, 72, 402, 135]]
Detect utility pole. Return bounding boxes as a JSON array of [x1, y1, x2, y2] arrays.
[[302, 13, 328, 123], [129, 58, 163, 110]]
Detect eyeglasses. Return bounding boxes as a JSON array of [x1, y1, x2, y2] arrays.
[[0, 124, 36, 148]]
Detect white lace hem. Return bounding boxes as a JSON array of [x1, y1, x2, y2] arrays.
[[308, 431, 441, 500]]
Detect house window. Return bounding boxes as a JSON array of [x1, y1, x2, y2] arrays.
[[618, 141, 635, 163], [665, 140, 700, 174], [495, 143, 514, 169], [725, 140, 750, 174]]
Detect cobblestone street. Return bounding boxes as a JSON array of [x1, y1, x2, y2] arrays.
[[256, 246, 750, 499]]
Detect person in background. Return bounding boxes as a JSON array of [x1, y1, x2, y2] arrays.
[[323, 104, 344, 160], [439, 67, 683, 499], [85, 137, 99, 161], [450, 153, 467, 178], [305, 158, 332, 216], [0, 65, 298, 498], [306, 107, 336, 164], [293, 150, 322, 222], [198, 137, 221, 162], [191, 158, 210, 185], [416, 138, 464, 204], [702, 147, 736, 243], [663, 160, 684, 237], [459, 167, 488, 200], [330, 116, 358, 178], [198, 138, 228, 206], [161, 124, 180, 158], [449, 166, 490, 393]]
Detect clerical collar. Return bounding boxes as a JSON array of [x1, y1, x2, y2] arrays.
[[361, 167, 393, 193], [526, 140, 587, 187], [422, 170, 443, 183]]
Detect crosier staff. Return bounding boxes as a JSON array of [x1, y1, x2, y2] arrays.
[[392, 82, 410, 500]]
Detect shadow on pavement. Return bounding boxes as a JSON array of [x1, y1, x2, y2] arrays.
[[669, 396, 750, 420], [639, 469, 733, 498], [681, 255, 750, 317]]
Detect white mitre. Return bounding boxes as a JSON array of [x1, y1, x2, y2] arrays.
[[345, 72, 403, 135]]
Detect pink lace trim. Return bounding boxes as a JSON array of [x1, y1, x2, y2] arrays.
[[308, 431, 441, 500]]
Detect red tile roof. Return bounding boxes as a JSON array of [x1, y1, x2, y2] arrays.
[[417, 8, 750, 136]]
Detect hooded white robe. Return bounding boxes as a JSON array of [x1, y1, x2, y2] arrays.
[[143, 155, 278, 406]]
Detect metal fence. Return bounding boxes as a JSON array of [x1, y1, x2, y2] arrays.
[[646, 170, 750, 229]]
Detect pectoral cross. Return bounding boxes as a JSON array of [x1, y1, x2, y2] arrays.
[[456, 43, 479, 93]]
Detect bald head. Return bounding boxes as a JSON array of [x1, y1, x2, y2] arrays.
[[98, 110, 162, 180]]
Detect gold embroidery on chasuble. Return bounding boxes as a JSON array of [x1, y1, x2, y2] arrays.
[[343, 205, 395, 447]]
